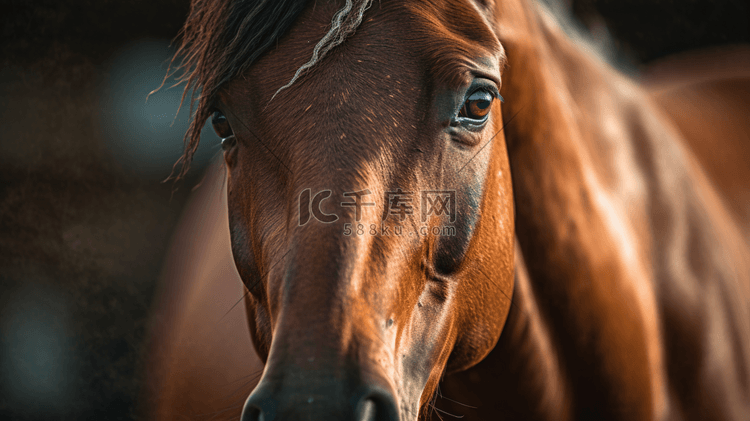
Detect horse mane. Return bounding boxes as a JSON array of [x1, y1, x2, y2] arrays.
[[537, 0, 631, 71], [163, 0, 373, 180]]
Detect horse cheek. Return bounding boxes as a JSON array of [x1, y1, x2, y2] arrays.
[[450, 135, 515, 372]]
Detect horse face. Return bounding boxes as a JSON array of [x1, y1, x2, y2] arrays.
[[213, 1, 514, 419]]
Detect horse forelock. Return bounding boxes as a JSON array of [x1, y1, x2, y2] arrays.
[[272, 0, 375, 100], [165, 0, 374, 181]]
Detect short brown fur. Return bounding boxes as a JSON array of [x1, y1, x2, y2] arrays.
[[146, 0, 750, 420]]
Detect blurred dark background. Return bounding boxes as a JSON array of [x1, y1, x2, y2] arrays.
[[0, 0, 747, 419]]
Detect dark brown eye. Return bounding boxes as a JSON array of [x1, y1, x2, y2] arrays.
[[211, 110, 234, 139], [459, 90, 494, 121]]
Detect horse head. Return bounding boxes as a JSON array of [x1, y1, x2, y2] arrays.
[[172, 0, 516, 419]]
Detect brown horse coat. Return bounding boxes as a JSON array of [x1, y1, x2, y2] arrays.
[[145, 1, 750, 420]]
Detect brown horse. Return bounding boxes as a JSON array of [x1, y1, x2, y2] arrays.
[[145, 0, 750, 420]]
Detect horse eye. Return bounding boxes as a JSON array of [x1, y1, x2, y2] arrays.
[[459, 90, 494, 121], [211, 110, 234, 140]]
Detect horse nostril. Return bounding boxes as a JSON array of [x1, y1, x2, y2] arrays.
[[357, 390, 400, 421], [241, 406, 262, 421], [240, 399, 265, 421]]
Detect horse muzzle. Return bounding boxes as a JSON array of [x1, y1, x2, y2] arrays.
[[240, 368, 401, 421]]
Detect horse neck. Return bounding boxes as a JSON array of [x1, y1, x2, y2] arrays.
[[489, 1, 750, 419], [488, 2, 673, 419]]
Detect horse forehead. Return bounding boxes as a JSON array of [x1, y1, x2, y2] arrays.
[[241, 0, 501, 95]]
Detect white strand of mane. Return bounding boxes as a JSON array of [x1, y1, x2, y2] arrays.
[[271, 0, 374, 100]]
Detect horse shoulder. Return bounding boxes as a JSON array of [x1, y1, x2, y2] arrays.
[[143, 162, 263, 420]]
